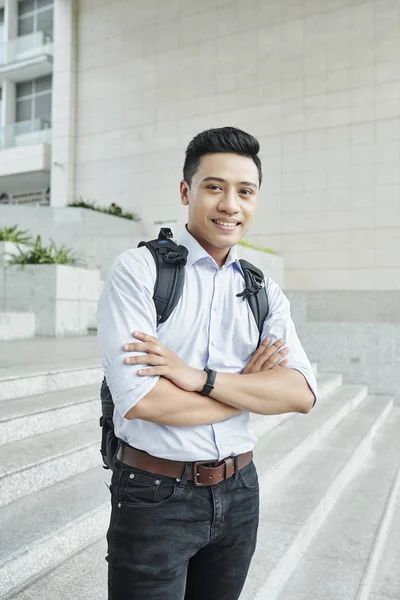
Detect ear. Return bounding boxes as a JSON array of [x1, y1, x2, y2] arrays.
[[180, 180, 189, 206]]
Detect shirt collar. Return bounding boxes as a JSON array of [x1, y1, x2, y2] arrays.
[[176, 225, 240, 270]]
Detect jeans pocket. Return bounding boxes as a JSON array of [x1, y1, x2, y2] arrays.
[[114, 463, 180, 508], [238, 461, 259, 490]]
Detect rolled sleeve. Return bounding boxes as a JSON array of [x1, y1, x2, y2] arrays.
[[97, 248, 160, 418], [261, 279, 318, 404]]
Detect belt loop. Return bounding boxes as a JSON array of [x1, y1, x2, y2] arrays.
[[177, 462, 191, 487], [233, 455, 239, 478]]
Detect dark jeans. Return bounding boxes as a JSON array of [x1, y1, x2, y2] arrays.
[[106, 457, 260, 600]]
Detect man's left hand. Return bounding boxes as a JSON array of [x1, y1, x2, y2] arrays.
[[122, 331, 207, 393]]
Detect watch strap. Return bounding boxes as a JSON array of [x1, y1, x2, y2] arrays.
[[200, 367, 217, 396]]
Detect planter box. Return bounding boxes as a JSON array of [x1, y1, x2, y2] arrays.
[[0, 241, 25, 265], [0, 264, 102, 336], [237, 245, 284, 288], [0, 312, 36, 340]]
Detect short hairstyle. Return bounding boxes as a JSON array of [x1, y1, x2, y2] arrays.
[[183, 126, 262, 187]]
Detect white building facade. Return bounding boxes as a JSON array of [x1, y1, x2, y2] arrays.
[[0, 0, 53, 203], [2, 0, 400, 290]]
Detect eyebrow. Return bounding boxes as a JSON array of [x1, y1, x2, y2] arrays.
[[201, 177, 258, 190]]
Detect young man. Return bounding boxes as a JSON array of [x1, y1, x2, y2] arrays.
[[97, 126, 317, 600]]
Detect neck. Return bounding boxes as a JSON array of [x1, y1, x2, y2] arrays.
[[186, 224, 231, 268]]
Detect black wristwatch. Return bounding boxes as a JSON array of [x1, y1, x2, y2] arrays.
[[200, 366, 217, 396]]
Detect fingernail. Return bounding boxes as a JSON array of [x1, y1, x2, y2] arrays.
[[123, 344, 129, 350], [133, 331, 139, 336]]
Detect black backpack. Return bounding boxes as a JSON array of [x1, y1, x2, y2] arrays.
[[100, 228, 269, 470]]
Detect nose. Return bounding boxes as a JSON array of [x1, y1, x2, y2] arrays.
[[218, 188, 240, 214]]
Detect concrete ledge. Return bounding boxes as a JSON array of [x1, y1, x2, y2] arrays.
[[0, 312, 36, 340], [1, 264, 102, 336], [0, 206, 143, 277]]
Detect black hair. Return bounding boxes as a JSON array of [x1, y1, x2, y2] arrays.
[[183, 126, 262, 188]]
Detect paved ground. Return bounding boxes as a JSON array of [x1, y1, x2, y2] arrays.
[[0, 336, 100, 377]]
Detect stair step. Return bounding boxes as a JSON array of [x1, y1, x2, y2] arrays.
[[274, 408, 400, 600], [240, 395, 394, 600], [0, 313, 36, 341], [0, 467, 110, 598], [250, 372, 343, 439], [255, 384, 368, 493], [0, 372, 343, 507], [0, 384, 100, 445], [0, 420, 100, 507], [0, 365, 102, 402], [8, 539, 107, 600], [358, 419, 400, 600]]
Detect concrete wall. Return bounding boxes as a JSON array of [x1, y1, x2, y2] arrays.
[[0, 263, 102, 336], [287, 290, 400, 404], [0, 205, 143, 278], [64, 0, 400, 291]]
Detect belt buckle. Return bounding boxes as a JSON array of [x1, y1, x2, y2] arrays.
[[193, 461, 218, 487]]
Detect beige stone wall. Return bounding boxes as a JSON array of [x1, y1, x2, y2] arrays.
[[70, 0, 400, 290]]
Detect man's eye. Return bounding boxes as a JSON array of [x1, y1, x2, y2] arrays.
[[208, 185, 222, 191], [240, 189, 253, 196]]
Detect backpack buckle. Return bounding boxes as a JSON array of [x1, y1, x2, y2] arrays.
[[158, 228, 173, 241]]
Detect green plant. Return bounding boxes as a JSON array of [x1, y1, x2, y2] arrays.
[[6, 235, 82, 267], [0, 225, 32, 244], [239, 239, 277, 255], [69, 198, 140, 221]]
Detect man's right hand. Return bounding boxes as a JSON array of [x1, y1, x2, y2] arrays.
[[242, 338, 289, 375]]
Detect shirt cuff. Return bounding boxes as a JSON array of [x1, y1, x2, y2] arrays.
[[290, 366, 318, 406]]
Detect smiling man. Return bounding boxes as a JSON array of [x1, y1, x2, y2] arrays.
[[97, 126, 317, 600]]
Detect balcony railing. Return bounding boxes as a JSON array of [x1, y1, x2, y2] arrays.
[[0, 30, 53, 66], [0, 117, 52, 149]]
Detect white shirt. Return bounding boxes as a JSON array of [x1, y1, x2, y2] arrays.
[[97, 227, 317, 461]]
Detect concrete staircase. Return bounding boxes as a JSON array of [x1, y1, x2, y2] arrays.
[[0, 339, 399, 600]]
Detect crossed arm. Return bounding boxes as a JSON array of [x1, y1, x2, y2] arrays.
[[98, 251, 316, 427], [123, 332, 315, 426]]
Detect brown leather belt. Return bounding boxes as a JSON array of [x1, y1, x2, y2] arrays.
[[117, 445, 253, 487]]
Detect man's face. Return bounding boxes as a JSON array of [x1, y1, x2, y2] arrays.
[[180, 153, 259, 253]]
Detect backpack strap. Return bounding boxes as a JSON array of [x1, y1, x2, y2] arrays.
[[238, 259, 269, 344], [138, 228, 188, 324]]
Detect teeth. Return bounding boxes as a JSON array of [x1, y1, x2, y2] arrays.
[[214, 221, 237, 227]]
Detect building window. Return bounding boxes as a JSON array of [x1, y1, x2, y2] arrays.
[[18, 0, 53, 39], [16, 75, 52, 124]]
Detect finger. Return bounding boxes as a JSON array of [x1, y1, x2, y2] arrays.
[[253, 344, 288, 370], [259, 337, 271, 349], [258, 340, 287, 363], [245, 337, 272, 370], [254, 338, 285, 362], [124, 354, 165, 366], [254, 346, 289, 371], [123, 342, 164, 355], [132, 331, 158, 344], [278, 359, 289, 367], [137, 366, 167, 376]]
